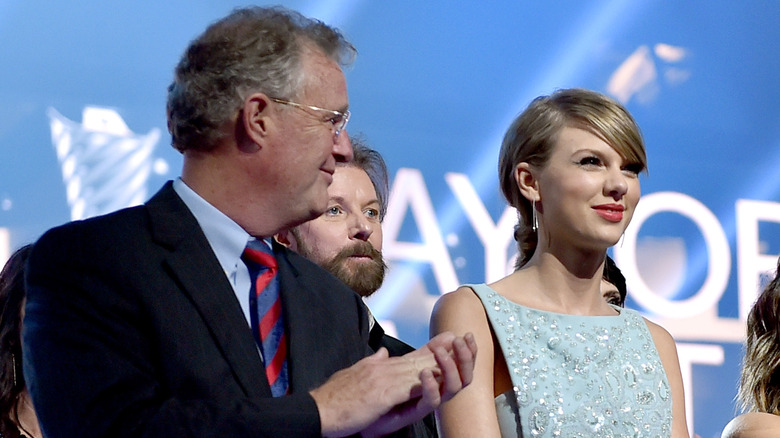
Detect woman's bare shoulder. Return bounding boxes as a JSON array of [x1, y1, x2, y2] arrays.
[[722, 412, 780, 438], [431, 285, 494, 336], [434, 285, 486, 317], [642, 317, 677, 351]]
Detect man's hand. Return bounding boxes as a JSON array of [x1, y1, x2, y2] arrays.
[[360, 332, 477, 437], [311, 331, 477, 438]]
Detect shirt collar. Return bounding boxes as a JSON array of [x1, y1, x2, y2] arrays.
[[172, 177, 249, 274]]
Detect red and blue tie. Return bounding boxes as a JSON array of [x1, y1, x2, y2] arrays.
[[242, 239, 289, 397]]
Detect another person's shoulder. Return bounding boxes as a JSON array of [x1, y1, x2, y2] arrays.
[[33, 205, 149, 259], [722, 412, 780, 438], [36, 182, 179, 251]]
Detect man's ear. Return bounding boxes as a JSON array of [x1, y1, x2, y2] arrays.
[[239, 93, 273, 150], [274, 230, 296, 250], [515, 162, 540, 202]]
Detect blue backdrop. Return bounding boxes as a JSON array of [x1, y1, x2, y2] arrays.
[[2, 2, 779, 436]]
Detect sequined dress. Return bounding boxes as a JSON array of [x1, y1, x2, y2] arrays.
[[468, 283, 673, 437]]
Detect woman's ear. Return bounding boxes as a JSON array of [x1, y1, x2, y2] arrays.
[[515, 162, 539, 202]]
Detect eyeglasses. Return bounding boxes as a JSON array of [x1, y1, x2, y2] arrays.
[[270, 98, 351, 138]]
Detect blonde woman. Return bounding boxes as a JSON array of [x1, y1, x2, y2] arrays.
[[431, 88, 688, 437]]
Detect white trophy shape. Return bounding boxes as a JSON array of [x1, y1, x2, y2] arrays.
[[47, 106, 161, 221]]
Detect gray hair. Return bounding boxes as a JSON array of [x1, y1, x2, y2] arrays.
[[344, 135, 389, 221], [167, 6, 356, 152]]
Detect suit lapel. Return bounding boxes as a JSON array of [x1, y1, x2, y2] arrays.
[[368, 319, 385, 352], [146, 183, 270, 397], [274, 243, 371, 392]]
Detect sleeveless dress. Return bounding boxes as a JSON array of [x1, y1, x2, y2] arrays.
[[468, 283, 673, 437]]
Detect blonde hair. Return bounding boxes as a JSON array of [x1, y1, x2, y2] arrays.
[[497, 88, 647, 268]]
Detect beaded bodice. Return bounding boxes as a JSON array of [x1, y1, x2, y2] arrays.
[[468, 283, 673, 437]]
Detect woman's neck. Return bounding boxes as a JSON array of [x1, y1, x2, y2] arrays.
[[505, 251, 612, 315]]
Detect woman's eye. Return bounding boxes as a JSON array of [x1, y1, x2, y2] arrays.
[[365, 208, 380, 219], [579, 156, 601, 166], [622, 163, 643, 176]]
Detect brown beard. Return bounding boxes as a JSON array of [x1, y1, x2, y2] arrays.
[[320, 241, 387, 297], [292, 228, 387, 297], [295, 236, 387, 297]]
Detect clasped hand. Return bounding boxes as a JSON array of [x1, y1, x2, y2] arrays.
[[312, 331, 477, 437]]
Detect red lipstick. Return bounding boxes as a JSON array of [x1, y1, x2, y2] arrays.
[[593, 204, 625, 222]]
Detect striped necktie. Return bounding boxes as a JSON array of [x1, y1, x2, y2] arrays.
[[242, 239, 289, 397]]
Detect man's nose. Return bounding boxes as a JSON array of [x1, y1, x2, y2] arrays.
[[333, 129, 353, 163], [351, 213, 372, 241]]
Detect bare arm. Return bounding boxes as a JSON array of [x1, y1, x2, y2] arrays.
[[430, 287, 502, 438], [311, 331, 477, 438], [722, 412, 780, 438], [645, 318, 689, 437]]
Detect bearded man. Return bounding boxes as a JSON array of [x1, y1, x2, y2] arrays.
[[277, 137, 437, 437]]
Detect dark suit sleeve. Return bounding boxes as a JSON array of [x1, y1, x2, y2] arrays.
[[23, 219, 323, 438], [373, 328, 439, 438]]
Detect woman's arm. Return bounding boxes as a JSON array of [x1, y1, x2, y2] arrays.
[[645, 318, 689, 437], [430, 286, 502, 438]]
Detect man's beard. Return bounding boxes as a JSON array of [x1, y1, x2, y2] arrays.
[[296, 236, 387, 297]]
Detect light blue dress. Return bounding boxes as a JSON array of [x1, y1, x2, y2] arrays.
[[468, 283, 673, 437]]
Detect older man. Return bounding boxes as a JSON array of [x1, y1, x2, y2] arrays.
[[23, 7, 475, 438]]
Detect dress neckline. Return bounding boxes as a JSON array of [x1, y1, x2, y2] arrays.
[[471, 283, 624, 319]]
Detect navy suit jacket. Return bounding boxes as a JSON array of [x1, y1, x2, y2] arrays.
[[23, 182, 372, 437]]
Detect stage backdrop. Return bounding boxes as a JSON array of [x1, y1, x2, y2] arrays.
[[2, 1, 778, 436]]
